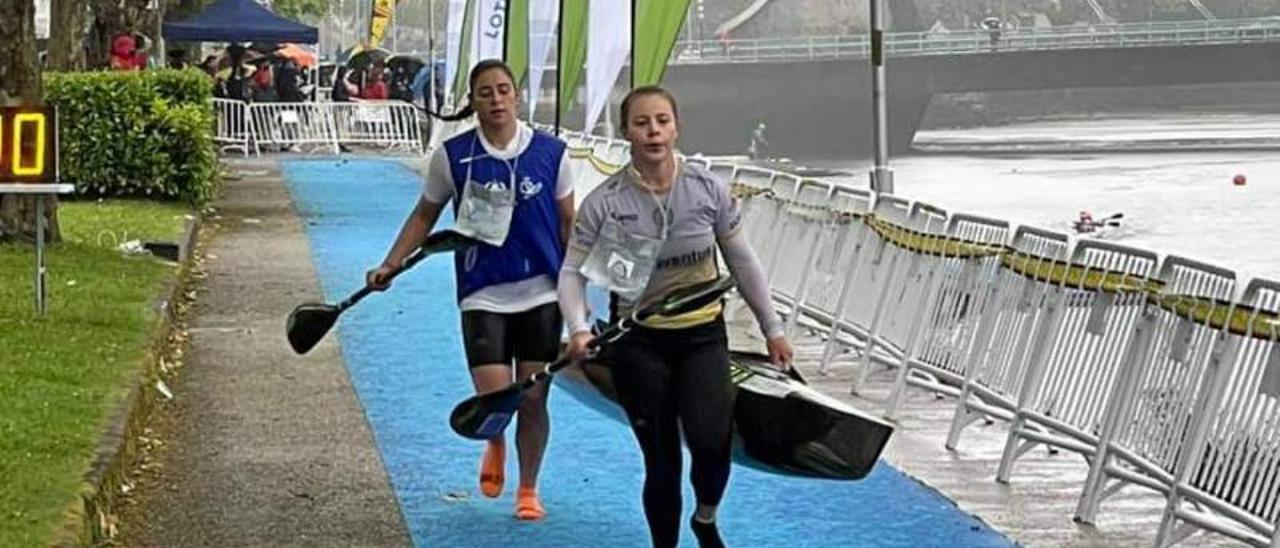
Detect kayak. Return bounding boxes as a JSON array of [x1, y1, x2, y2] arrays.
[[554, 351, 895, 480]]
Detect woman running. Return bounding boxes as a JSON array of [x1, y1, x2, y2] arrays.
[[367, 59, 574, 521], [558, 85, 794, 547]]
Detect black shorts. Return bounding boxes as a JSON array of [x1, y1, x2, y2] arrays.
[[461, 302, 563, 367]]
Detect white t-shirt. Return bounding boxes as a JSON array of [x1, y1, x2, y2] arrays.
[[422, 122, 574, 313]]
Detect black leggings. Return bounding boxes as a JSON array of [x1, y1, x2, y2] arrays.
[[608, 318, 735, 548]]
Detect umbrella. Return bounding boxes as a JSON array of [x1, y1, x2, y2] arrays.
[[387, 54, 425, 88], [387, 54, 425, 78], [250, 42, 284, 54], [343, 46, 391, 73], [275, 43, 317, 68]]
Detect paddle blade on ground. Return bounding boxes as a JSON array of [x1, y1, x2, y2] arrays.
[[286, 302, 340, 354], [449, 384, 525, 440]]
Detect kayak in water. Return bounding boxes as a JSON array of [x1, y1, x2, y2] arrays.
[[1071, 211, 1123, 235], [555, 350, 895, 480]]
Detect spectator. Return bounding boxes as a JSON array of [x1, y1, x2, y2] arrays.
[[252, 63, 278, 102], [361, 67, 389, 100], [109, 33, 144, 71], [167, 49, 189, 70], [276, 59, 305, 102], [982, 17, 1002, 49], [331, 66, 355, 101], [200, 55, 219, 77]]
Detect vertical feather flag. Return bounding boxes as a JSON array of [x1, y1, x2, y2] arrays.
[[525, 0, 559, 119], [632, 0, 691, 87], [584, 0, 630, 133], [556, 0, 589, 129], [368, 0, 398, 50]]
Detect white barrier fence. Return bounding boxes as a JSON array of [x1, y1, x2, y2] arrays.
[[214, 99, 423, 156], [552, 126, 1280, 548], [213, 98, 251, 155]]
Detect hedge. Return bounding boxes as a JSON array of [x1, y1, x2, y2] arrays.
[[43, 69, 218, 208]]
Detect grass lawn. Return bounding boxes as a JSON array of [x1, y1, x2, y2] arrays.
[[0, 199, 191, 547]]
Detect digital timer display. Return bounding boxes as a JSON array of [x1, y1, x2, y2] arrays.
[[0, 106, 58, 183]]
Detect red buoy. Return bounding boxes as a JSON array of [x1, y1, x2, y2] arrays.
[[1233, 174, 1247, 186]]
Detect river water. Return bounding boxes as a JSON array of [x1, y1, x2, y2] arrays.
[[803, 112, 1280, 285]]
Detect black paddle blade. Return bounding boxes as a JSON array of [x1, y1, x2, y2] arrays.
[[450, 384, 525, 440], [286, 302, 340, 354], [423, 229, 472, 254]]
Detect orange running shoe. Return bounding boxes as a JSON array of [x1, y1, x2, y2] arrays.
[[479, 440, 505, 498], [515, 486, 546, 521]]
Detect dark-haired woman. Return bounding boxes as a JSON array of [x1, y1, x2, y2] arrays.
[[559, 85, 793, 548], [368, 59, 575, 521]]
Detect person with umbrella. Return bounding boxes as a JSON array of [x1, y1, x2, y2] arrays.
[[365, 59, 576, 522], [360, 62, 389, 100]]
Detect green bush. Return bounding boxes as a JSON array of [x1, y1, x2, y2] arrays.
[[42, 70, 217, 207], [146, 68, 214, 107]]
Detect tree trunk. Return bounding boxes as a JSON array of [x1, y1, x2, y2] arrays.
[[0, 0, 61, 244], [47, 0, 88, 71]]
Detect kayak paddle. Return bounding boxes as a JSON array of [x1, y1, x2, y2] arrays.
[[449, 276, 737, 440], [286, 229, 472, 355]]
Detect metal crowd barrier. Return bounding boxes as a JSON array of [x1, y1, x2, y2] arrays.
[[884, 213, 1010, 419], [1157, 279, 1280, 547], [214, 100, 424, 156], [994, 240, 1160, 483], [549, 127, 1280, 547], [330, 102, 424, 152], [249, 102, 340, 155], [784, 186, 875, 343], [1075, 257, 1238, 523], [213, 98, 251, 156]]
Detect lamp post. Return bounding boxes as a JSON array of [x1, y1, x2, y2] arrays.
[[869, 0, 894, 194]]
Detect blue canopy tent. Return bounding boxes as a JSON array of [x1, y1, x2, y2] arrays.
[[163, 0, 318, 44]]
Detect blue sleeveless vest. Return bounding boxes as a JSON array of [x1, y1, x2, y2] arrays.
[[444, 128, 566, 302]]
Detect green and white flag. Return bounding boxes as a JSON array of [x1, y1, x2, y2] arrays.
[[556, 0, 589, 128], [506, 0, 529, 86], [525, 0, 559, 119], [585, 0, 631, 133], [632, 0, 691, 87], [445, 0, 470, 106]]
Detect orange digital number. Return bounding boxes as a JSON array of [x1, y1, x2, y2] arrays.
[[12, 112, 46, 176]]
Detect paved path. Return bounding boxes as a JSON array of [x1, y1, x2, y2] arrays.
[[117, 158, 410, 547]]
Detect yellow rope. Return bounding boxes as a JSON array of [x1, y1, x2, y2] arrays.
[[998, 252, 1163, 294], [1148, 294, 1280, 339], [568, 147, 623, 175], [865, 215, 1005, 259]]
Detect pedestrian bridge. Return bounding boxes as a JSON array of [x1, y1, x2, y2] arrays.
[[654, 16, 1280, 157], [669, 17, 1280, 64]]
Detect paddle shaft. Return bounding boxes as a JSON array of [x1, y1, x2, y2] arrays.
[[523, 317, 636, 386], [335, 246, 429, 313]]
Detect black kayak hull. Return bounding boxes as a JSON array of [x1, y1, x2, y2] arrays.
[[554, 351, 894, 481]]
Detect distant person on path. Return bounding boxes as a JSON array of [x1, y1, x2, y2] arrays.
[[366, 59, 575, 522], [748, 121, 769, 160], [982, 17, 1003, 49]]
